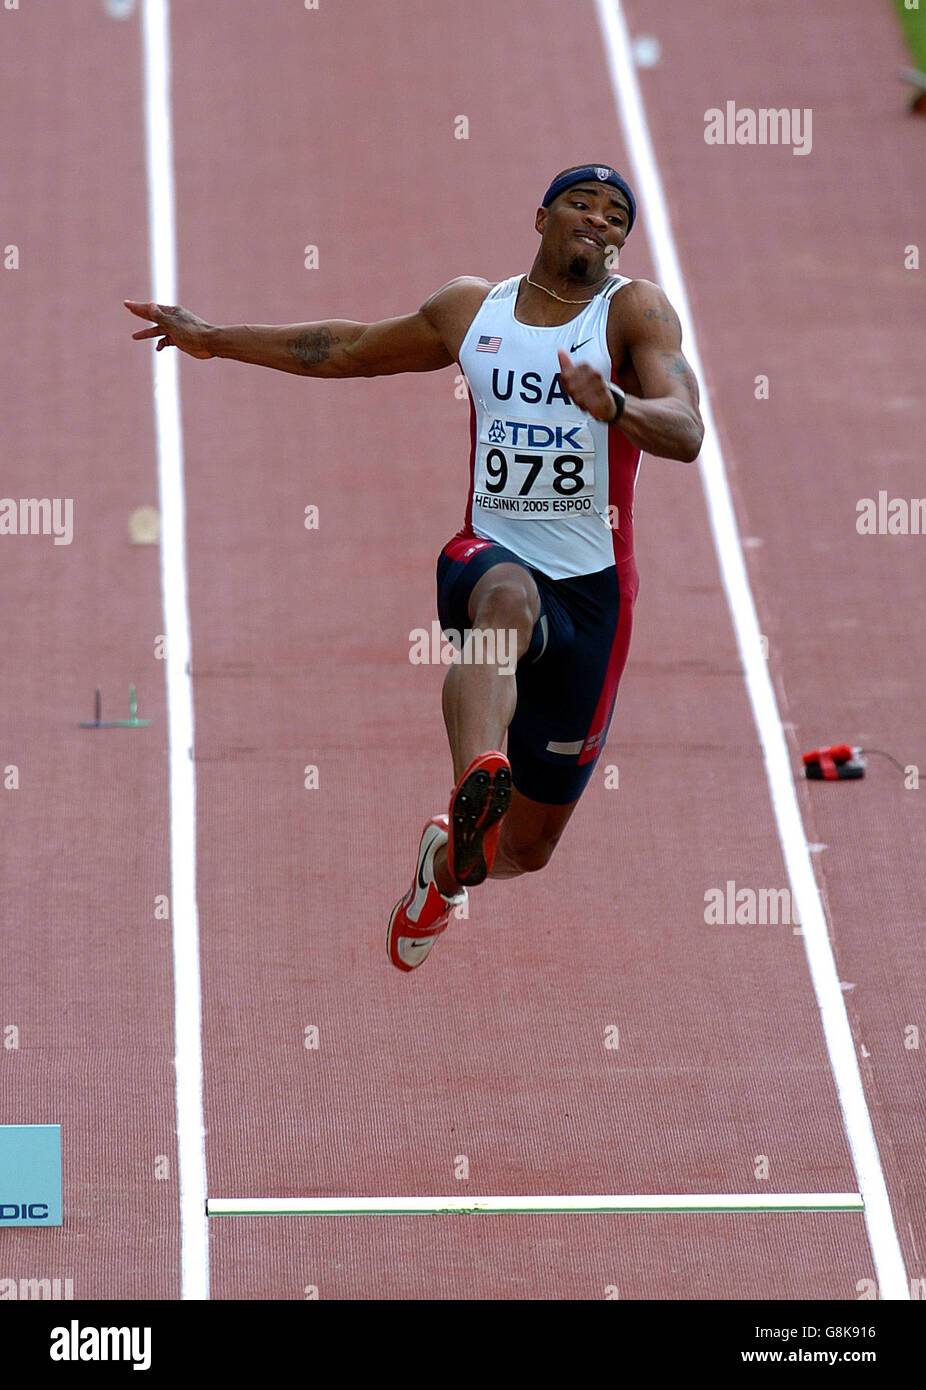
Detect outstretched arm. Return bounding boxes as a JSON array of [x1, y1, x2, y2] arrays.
[[556, 281, 704, 462], [213, 309, 455, 377], [124, 278, 490, 376], [124, 292, 462, 378]]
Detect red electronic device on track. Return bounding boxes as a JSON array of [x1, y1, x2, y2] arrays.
[[802, 745, 866, 781]]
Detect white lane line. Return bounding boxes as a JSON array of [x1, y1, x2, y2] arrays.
[[593, 0, 909, 1301], [207, 1193, 864, 1217], [140, 0, 209, 1300]]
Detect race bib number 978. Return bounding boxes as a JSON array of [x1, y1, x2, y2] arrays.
[[473, 416, 596, 518]]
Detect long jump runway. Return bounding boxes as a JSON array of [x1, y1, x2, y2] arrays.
[[1, 0, 923, 1303]]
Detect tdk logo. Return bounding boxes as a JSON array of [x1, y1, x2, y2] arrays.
[[487, 420, 586, 449], [1, 1203, 49, 1220]]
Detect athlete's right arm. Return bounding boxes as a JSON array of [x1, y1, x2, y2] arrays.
[[211, 310, 455, 377], [124, 279, 488, 377]]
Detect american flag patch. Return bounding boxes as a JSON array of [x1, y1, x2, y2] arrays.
[[476, 335, 502, 353]]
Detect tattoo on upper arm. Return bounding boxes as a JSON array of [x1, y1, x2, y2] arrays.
[[286, 327, 340, 369], [659, 351, 699, 401], [643, 304, 681, 331]]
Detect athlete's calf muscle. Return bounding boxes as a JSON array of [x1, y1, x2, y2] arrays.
[[491, 792, 577, 877]]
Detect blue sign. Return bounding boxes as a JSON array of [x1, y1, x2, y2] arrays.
[[0, 1125, 62, 1226]]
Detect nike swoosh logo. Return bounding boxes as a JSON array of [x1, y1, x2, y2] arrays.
[[417, 826, 442, 890], [570, 337, 592, 353]]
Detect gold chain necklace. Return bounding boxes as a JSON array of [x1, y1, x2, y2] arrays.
[[525, 273, 609, 305]]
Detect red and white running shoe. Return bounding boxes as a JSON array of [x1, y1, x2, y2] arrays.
[[386, 814, 467, 973], [446, 751, 512, 887]]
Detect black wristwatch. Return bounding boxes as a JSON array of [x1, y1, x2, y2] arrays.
[[607, 384, 626, 424]]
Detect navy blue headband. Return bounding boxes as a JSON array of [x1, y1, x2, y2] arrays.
[[541, 165, 636, 234]]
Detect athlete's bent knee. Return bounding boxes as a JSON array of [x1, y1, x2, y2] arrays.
[[470, 581, 536, 649]]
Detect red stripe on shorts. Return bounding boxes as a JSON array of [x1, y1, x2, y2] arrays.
[[443, 533, 494, 564], [577, 404, 640, 765]]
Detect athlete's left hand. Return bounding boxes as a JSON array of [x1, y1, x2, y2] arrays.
[[557, 349, 618, 422]]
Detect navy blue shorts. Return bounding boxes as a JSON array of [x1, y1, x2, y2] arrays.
[[436, 533, 636, 805]]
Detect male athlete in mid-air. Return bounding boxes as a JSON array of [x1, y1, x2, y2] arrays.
[[126, 164, 703, 973]]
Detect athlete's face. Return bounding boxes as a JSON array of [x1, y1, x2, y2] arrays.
[[535, 182, 630, 279]]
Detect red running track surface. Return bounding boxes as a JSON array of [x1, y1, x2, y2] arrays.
[[0, 0, 923, 1301]]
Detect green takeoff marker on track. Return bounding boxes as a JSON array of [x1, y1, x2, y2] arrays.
[[79, 685, 151, 729], [119, 684, 151, 727]]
